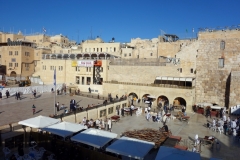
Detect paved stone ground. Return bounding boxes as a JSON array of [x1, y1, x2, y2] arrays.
[[0, 92, 103, 126], [0, 92, 240, 160]]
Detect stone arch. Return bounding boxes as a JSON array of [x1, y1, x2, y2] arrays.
[[157, 95, 169, 108], [46, 54, 50, 59], [173, 97, 187, 107], [76, 54, 82, 59], [10, 71, 17, 77], [99, 53, 105, 59], [51, 54, 56, 59], [57, 54, 62, 59], [69, 54, 75, 59], [63, 54, 69, 59], [91, 53, 98, 59], [128, 92, 138, 99], [83, 53, 90, 59]]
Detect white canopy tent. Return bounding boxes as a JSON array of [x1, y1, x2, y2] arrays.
[[106, 136, 155, 160], [18, 115, 60, 128], [41, 122, 87, 138], [71, 128, 117, 148], [155, 146, 201, 160]]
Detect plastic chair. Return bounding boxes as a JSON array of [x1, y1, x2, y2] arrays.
[[2, 147, 11, 159]]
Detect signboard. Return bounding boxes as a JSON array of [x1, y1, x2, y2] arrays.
[[72, 60, 94, 67]]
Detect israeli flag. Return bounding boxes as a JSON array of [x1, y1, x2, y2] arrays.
[[53, 69, 56, 86], [43, 27, 46, 33]]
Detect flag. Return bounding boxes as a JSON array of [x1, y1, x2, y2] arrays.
[[53, 69, 56, 86], [193, 28, 194, 33], [43, 27, 46, 33]]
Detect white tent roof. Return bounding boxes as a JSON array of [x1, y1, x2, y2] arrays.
[[18, 115, 60, 128], [106, 136, 155, 160], [155, 146, 201, 160], [71, 128, 117, 148], [41, 122, 87, 138]]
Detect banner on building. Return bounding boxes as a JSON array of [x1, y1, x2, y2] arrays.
[[71, 60, 94, 67]]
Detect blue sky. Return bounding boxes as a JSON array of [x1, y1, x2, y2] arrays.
[[1, 0, 240, 43]]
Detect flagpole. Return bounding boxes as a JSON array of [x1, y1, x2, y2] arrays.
[[54, 69, 56, 115]]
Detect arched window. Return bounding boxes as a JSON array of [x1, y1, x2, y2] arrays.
[[150, 53, 153, 56]]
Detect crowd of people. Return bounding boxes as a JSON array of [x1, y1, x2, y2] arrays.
[[80, 117, 112, 132]]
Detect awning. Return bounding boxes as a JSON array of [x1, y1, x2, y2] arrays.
[[18, 115, 60, 129], [41, 122, 87, 138], [155, 76, 194, 82], [155, 146, 201, 160], [106, 136, 154, 160], [71, 128, 117, 148]]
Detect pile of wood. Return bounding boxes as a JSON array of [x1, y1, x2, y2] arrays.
[[122, 128, 168, 148]]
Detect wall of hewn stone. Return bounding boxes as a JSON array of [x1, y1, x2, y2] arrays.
[[229, 71, 240, 107], [195, 37, 240, 108]]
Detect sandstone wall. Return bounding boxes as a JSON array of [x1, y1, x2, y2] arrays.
[[195, 38, 240, 107]]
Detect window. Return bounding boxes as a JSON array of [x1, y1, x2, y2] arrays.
[[89, 67, 91, 72], [11, 58, 16, 62], [114, 47, 116, 52], [9, 63, 12, 67], [101, 67, 103, 72], [9, 51, 12, 55], [179, 68, 182, 73], [25, 52, 30, 56], [220, 41, 225, 50], [218, 58, 224, 68], [190, 68, 194, 73], [86, 67, 88, 72], [15, 51, 18, 55], [15, 63, 18, 67], [97, 48, 99, 52], [150, 53, 153, 56], [108, 107, 113, 114], [61, 66, 63, 70], [100, 48, 102, 52], [124, 54, 127, 57], [129, 53, 131, 56], [75, 67, 80, 71], [25, 64, 29, 67], [93, 48, 95, 52]]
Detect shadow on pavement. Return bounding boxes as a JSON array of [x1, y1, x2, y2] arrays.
[[35, 109, 43, 114]]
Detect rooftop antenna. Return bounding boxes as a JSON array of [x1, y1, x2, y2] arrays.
[[90, 26, 93, 40]]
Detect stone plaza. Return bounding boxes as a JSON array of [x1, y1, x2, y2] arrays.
[[0, 91, 239, 160]]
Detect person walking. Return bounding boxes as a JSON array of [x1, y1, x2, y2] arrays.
[[32, 104, 36, 115], [121, 107, 125, 117], [0, 91, 2, 100], [56, 102, 60, 111], [108, 118, 112, 132], [15, 92, 18, 100], [88, 87, 91, 93], [17, 92, 21, 100], [6, 90, 10, 98]]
